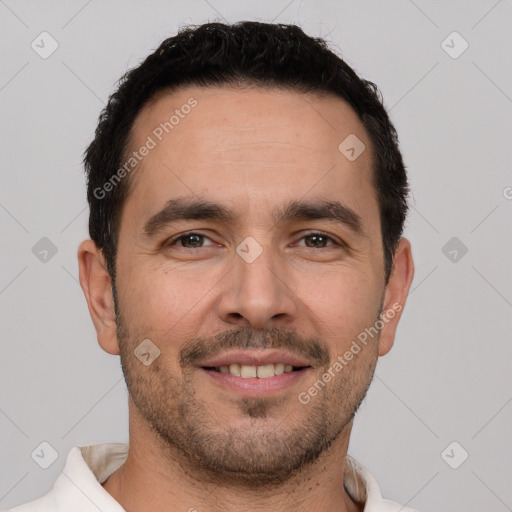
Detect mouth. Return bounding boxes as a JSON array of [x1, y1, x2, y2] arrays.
[[202, 363, 310, 378], [198, 350, 314, 396]]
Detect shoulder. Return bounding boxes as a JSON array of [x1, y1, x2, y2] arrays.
[[3, 444, 128, 512], [3, 489, 57, 512], [344, 455, 422, 512], [377, 499, 420, 512]]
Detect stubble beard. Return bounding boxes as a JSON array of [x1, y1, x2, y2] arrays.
[[113, 289, 380, 488]]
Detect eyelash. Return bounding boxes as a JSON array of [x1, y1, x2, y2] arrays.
[[166, 231, 342, 249]]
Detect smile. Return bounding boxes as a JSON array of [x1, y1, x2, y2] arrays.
[[204, 363, 308, 378]]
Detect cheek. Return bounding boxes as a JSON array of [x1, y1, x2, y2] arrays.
[[300, 265, 379, 317], [117, 262, 216, 342], [298, 267, 381, 352]]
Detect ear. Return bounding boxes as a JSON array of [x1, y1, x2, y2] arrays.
[[378, 237, 415, 356], [77, 239, 120, 355]]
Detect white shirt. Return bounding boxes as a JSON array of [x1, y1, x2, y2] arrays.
[[5, 444, 419, 512]]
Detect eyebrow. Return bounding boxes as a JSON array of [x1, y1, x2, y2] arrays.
[[142, 197, 366, 238]]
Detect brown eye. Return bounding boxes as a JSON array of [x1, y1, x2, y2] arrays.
[[169, 233, 215, 249], [300, 233, 335, 248]]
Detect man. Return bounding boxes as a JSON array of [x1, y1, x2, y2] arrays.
[[9, 21, 416, 511]]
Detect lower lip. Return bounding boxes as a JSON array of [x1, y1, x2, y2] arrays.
[[201, 368, 310, 397]]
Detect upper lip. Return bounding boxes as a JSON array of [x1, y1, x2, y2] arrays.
[[198, 349, 313, 368]]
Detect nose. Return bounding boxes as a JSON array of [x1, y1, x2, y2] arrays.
[[216, 244, 298, 330]]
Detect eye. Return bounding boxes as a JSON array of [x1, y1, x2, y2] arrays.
[[165, 231, 342, 251], [167, 232, 216, 249], [296, 232, 337, 249]]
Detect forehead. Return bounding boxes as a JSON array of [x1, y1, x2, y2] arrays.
[[123, 85, 379, 235]]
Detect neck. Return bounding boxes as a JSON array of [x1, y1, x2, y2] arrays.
[[102, 410, 363, 512]]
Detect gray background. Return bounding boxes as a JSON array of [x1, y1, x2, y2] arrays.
[[1, 1, 511, 510]]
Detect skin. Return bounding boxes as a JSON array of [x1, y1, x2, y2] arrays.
[[78, 85, 414, 512]]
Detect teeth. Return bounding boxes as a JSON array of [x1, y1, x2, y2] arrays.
[[256, 364, 275, 379], [240, 365, 257, 378], [219, 363, 301, 378], [274, 363, 285, 375], [229, 364, 241, 377]]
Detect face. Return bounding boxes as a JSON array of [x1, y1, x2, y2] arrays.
[[81, 85, 413, 486]]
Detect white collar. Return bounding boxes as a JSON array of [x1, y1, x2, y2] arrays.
[[23, 443, 415, 512]]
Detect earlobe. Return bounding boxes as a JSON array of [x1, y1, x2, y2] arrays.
[[77, 239, 120, 355], [378, 238, 415, 356]]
